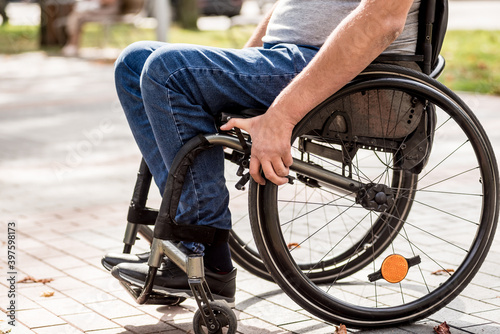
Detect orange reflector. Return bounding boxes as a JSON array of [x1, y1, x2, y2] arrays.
[[381, 254, 409, 283]]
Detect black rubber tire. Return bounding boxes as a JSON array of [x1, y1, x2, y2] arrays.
[[192, 301, 237, 334], [250, 64, 499, 328]]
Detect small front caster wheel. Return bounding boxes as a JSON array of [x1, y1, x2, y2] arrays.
[[192, 300, 237, 334]]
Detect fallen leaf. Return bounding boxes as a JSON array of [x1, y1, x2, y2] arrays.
[[18, 276, 54, 284], [40, 291, 55, 298], [431, 269, 455, 276], [434, 321, 451, 334], [287, 242, 300, 250], [335, 324, 347, 334]]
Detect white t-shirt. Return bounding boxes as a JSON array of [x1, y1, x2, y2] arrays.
[[262, 0, 421, 54]]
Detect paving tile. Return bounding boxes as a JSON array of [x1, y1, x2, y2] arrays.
[[20, 245, 67, 260], [233, 317, 290, 334], [462, 322, 500, 334], [429, 307, 492, 330], [460, 283, 500, 301], [17, 227, 67, 244], [35, 296, 91, 316], [17, 264, 66, 280], [64, 265, 110, 281], [48, 237, 105, 259], [17, 293, 42, 311], [446, 294, 499, 314], [65, 230, 124, 251], [86, 299, 144, 319], [136, 303, 195, 322], [1, 321, 35, 334], [482, 296, 500, 307], [279, 319, 336, 334], [61, 312, 120, 332], [43, 255, 89, 270], [113, 314, 177, 333], [17, 284, 61, 303], [87, 276, 124, 292], [474, 308, 500, 324], [15, 235, 46, 250], [87, 329, 136, 334], [236, 297, 309, 327], [45, 276, 91, 291], [61, 286, 116, 304], [108, 286, 141, 304], [396, 320, 444, 334], [15, 253, 49, 269], [33, 324, 84, 334], [163, 315, 200, 333], [16, 308, 66, 328]]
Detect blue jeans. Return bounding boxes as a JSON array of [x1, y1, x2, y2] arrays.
[[114, 41, 318, 252]]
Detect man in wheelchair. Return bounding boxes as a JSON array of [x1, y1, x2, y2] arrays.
[[104, 0, 421, 304]]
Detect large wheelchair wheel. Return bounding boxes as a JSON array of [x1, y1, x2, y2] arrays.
[[225, 138, 412, 283], [250, 65, 499, 327]]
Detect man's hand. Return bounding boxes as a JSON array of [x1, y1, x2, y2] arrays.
[[220, 113, 294, 186]]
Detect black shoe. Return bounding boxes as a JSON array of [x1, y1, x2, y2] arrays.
[[101, 252, 150, 271], [111, 261, 237, 306], [101, 243, 192, 271]]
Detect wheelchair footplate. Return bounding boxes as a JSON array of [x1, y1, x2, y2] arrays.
[[112, 240, 237, 334], [116, 275, 186, 306]]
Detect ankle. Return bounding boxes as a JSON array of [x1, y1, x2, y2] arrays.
[[204, 243, 233, 274]]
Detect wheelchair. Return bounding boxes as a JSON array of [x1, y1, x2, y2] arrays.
[[109, 0, 499, 331]]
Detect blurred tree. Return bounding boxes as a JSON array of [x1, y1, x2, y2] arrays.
[[39, 0, 74, 46], [0, 0, 8, 25], [177, 0, 198, 29]]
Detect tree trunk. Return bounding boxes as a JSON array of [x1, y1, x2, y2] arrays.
[[39, 0, 74, 47], [178, 0, 198, 30]]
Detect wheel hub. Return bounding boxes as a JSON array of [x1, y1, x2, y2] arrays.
[[356, 183, 395, 212]]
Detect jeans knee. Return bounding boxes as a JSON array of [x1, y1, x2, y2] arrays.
[[114, 41, 165, 82], [140, 44, 208, 90]]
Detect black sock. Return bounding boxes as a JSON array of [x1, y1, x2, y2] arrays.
[[204, 242, 233, 274]]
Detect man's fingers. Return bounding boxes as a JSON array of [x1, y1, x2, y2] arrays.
[[261, 159, 290, 186], [273, 158, 289, 177], [219, 115, 291, 186], [220, 117, 252, 132], [283, 154, 294, 169], [219, 118, 239, 131], [249, 156, 266, 185]]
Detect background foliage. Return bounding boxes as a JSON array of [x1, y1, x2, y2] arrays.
[[0, 24, 498, 95]]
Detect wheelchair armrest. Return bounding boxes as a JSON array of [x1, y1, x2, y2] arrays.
[[430, 55, 446, 79]]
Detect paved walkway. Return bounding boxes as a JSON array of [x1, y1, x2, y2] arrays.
[[1, 50, 500, 334]]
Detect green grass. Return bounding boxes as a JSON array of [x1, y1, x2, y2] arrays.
[[80, 23, 254, 49], [440, 30, 500, 95], [0, 22, 253, 54], [0, 24, 40, 53], [1, 24, 499, 95]]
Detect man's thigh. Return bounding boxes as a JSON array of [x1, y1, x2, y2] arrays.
[[141, 43, 319, 115]]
